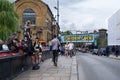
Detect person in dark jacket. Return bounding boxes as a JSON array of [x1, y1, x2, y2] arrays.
[[28, 39, 39, 70], [115, 46, 119, 57], [111, 46, 115, 55], [106, 46, 110, 57]]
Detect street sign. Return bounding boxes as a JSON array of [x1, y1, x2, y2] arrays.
[[61, 34, 95, 43]]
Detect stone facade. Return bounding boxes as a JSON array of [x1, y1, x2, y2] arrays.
[[15, 0, 59, 44], [98, 29, 107, 48]]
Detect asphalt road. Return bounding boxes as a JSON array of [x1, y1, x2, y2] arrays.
[[76, 52, 120, 80]]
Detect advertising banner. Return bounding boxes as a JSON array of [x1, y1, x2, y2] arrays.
[[61, 34, 95, 43]]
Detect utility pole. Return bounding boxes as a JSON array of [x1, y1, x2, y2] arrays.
[[54, 0, 59, 25], [54, 0, 60, 39]]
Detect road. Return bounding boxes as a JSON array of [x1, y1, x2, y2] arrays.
[[76, 52, 120, 80]]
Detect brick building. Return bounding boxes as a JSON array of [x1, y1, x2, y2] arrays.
[[15, 0, 60, 44], [98, 29, 107, 48]]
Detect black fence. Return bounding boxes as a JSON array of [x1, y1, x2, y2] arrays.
[[0, 50, 51, 80]]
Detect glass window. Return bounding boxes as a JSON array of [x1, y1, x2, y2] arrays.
[[22, 8, 36, 25]]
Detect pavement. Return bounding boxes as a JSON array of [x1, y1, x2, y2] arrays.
[[109, 55, 120, 60], [13, 55, 78, 80]]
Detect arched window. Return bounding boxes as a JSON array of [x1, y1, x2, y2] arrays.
[[22, 8, 36, 25]]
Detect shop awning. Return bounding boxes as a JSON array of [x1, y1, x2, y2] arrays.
[[39, 40, 45, 43]]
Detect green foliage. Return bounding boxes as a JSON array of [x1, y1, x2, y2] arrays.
[[61, 30, 72, 36], [95, 37, 107, 48], [103, 38, 108, 46], [95, 37, 100, 48], [0, 0, 19, 41]]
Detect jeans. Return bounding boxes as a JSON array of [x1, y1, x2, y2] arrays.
[[69, 49, 74, 57], [52, 50, 58, 63]]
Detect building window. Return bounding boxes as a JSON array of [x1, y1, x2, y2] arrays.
[[22, 8, 36, 25]]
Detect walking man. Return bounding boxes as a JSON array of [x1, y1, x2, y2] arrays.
[[106, 46, 110, 57], [51, 35, 60, 67], [115, 46, 119, 57]]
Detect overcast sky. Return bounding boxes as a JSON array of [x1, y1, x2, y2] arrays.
[[10, 0, 120, 32]]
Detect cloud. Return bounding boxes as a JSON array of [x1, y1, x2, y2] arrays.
[[58, 0, 120, 32]]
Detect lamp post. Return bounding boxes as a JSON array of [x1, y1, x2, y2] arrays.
[[54, 0, 59, 25], [52, 19, 57, 38]]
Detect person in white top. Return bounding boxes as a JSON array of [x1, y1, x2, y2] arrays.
[[65, 42, 69, 57], [68, 42, 74, 57], [2, 41, 9, 51]]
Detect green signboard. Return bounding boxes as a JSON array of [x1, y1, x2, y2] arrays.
[[61, 34, 95, 43]]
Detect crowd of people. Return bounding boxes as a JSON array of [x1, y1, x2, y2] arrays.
[[0, 21, 76, 70], [64, 42, 75, 57], [0, 21, 44, 70], [0, 36, 43, 70], [106, 45, 120, 57], [92, 45, 120, 57]]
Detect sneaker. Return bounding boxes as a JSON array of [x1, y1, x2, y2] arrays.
[[54, 62, 57, 67], [32, 66, 39, 70], [32, 66, 35, 70], [32, 64, 40, 70], [41, 59, 44, 62]]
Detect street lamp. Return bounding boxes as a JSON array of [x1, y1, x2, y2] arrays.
[[54, 0, 59, 25], [52, 19, 57, 38]]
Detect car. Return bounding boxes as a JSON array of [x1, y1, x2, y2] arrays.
[[78, 47, 82, 52], [92, 48, 98, 55], [97, 48, 106, 56], [81, 48, 87, 53]]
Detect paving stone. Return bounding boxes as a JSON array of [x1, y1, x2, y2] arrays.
[[71, 75, 78, 80], [41, 77, 56, 80], [13, 56, 78, 80], [42, 73, 51, 77], [61, 77, 70, 80], [14, 78, 29, 80]]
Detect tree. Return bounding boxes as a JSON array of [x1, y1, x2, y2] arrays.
[[103, 38, 108, 46], [0, 0, 19, 41], [61, 30, 72, 36], [95, 37, 100, 48]]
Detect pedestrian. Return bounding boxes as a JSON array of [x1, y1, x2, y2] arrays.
[[24, 21, 31, 34], [115, 46, 119, 57], [10, 39, 19, 52], [2, 41, 9, 51], [49, 41, 53, 52], [106, 46, 110, 57], [29, 39, 37, 70], [18, 40, 24, 55], [111, 46, 115, 55], [59, 45, 65, 55], [34, 38, 42, 67], [68, 42, 74, 58], [65, 42, 69, 57], [51, 35, 60, 67]]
